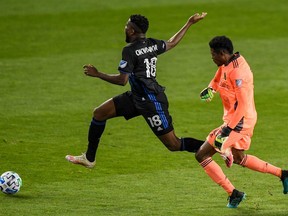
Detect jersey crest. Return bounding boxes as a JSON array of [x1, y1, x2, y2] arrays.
[[119, 60, 128, 69], [236, 79, 242, 87]]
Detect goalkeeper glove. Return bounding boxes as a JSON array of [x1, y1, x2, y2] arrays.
[[214, 126, 232, 150], [200, 87, 214, 102]]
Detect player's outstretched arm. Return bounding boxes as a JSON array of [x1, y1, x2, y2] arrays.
[[165, 12, 207, 51], [83, 64, 129, 86]]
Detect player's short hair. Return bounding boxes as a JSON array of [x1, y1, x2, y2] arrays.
[[129, 14, 149, 33], [209, 36, 234, 54]]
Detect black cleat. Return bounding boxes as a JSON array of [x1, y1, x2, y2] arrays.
[[227, 189, 246, 208], [281, 170, 288, 194]]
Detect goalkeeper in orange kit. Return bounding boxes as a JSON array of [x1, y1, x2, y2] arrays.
[[196, 36, 288, 208]]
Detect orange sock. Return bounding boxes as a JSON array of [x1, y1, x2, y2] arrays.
[[200, 157, 235, 195], [240, 154, 282, 177]]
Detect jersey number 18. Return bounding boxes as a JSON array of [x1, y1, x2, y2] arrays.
[[144, 57, 157, 78]]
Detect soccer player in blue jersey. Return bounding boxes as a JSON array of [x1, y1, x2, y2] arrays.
[[66, 12, 207, 168]]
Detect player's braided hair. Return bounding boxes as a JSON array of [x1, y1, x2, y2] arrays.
[[209, 36, 234, 54], [130, 14, 149, 33]]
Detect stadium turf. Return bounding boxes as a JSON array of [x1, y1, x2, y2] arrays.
[[0, 0, 287, 215]]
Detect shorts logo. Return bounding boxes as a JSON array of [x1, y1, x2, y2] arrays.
[[119, 60, 127, 69], [157, 127, 163, 131], [236, 79, 242, 87]]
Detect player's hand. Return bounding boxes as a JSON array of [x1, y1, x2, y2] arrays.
[[83, 64, 99, 77], [214, 126, 232, 150], [200, 87, 214, 102], [188, 12, 207, 25]]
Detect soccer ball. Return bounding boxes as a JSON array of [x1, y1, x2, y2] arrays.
[[0, 171, 22, 194]]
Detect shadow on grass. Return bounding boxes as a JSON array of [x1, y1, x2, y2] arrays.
[[1, 193, 36, 200]]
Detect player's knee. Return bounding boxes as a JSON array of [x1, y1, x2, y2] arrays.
[[93, 107, 99, 118], [92, 107, 106, 120], [195, 143, 211, 162]]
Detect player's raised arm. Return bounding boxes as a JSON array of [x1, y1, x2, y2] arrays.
[[83, 64, 129, 86], [165, 12, 207, 51]]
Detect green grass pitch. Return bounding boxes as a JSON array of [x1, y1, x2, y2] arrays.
[[0, 0, 287, 215]]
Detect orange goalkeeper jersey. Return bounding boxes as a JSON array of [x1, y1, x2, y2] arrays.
[[209, 52, 257, 135]]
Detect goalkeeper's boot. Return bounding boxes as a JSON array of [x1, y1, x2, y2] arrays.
[[281, 170, 288, 194], [227, 189, 246, 208], [65, 153, 96, 169]]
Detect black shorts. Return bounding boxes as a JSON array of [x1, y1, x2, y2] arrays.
[[113, 91, 174, 136]]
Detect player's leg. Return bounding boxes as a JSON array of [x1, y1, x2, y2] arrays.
[[157, 130, 204, 152], [227, 132, 288, 194], [156, 130, 180, 151], [65, 98, 117, 168], [233, 149, 282, 176], [232, 148, 288, 194], [85, 98, 117, 162], [66, 91, 139, 168], [195, 141, 236, 195], [195, 131, 246, 208]]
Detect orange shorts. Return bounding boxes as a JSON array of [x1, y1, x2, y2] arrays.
[[206, 126, 252, 151]]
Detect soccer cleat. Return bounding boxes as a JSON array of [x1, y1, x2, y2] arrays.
[[281, 170, 288, 194], [65, 153, 96, 169], [227, 189, 246, 208]]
